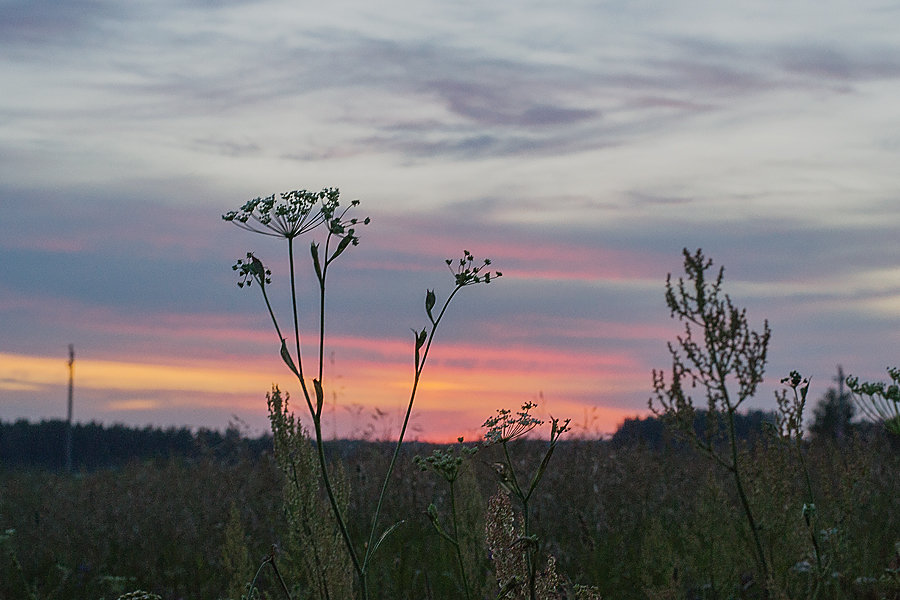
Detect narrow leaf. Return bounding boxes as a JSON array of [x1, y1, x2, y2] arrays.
[[369, 520, 406, 560], [310, 242, 323, 281], [313, 378, 324, 414], [330, 235, 354, 262], [413, 328, 427, 370], [425, 289, 436, 324], [280, 339, 301, 379]]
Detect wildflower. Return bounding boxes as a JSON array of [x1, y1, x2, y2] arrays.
[[446, 250, 502, 287], [413, 437, 477, 483], [774, 370, 810, 441], [223, 189, 328, 238], [223, 187, 369, 243], [485, 491, 528, 596], [483, 401, 543, 445], [232, 252, 271, 288], [846, 367, 900, 435]]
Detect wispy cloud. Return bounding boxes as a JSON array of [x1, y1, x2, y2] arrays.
[[2, 0, 899, 437]]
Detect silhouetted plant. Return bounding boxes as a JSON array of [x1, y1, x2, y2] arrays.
[[650, 248, 772, 594], [772, 371, 832, 597], [482, 401, 574, 599], [224, 188, 500, 599], [846, 367, 900, 435], [414, 438, 482, 600], [268, 386, 352, 600]]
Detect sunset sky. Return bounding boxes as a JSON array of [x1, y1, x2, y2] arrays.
[[2, 1, 900, 440]]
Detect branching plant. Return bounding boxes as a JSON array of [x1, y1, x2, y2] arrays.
[[482, 401, 571, 600], [650, 248, 772, 593], [224, 189, 499, 599], [773, 371, 829, 596], [414, 439, 481, 600], [846, 367, 900, 436]]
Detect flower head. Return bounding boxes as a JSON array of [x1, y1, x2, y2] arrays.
[[232, 252, 271, 288], [774, 370, 809, 440], [446, 250, 502, 287], [846, 367, 900, 435], [483, 401, 543, 445], [413, 437, 478, 483], [223, 187, 352, 239]]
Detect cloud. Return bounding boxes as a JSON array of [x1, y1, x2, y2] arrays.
[[0, 1, 121, 49], [3, 1, 900, 437]]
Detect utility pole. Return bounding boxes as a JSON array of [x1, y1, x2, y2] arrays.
[[66, 344, 74, 472], [834, 365, 846, 399]]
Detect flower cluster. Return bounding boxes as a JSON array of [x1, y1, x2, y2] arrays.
[[413, 437, 478, 483], [446, 250, 502, 287], [222, 187, 369, 242], [846, 367, 900, 435], [323, 198, 370, 257], [774, 370, 810, 441], [223, 189, 329, 238], [232, 252, 271, 289], [483, 401, 543, 445]]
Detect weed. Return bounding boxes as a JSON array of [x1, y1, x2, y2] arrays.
[[846, 368, 900, 435], [650, 248, 772, 594], [482, 401, 587, 599], [224, 188, 500, 599], [414, 438, 481, 599]]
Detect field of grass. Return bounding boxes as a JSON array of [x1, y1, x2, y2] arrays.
[[4, 204, 897, 600], [2, 429, 898, 600]]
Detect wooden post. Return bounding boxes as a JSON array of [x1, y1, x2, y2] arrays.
[[66, 344, 74, 472]]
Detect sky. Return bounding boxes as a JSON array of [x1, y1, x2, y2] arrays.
[[1, 0, 899, 441]]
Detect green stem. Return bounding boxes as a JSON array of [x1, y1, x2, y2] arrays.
[[449, 480, 473, 600], [312, 415, 363, 579], [727, 405, 769, 590], [795, 440, 824, 597], [710, 343, 769, 591], [501, 441, 536, 600], [363, 286, 463, 573], [287, 237, 315, 417], [286, 235, 366, 597]]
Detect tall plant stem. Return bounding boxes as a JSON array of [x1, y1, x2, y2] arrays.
[[304, 236, 367, 594], [722, 401, 769, 595], [311, 409, 363, 579], [287, 238, 315, 417], [500, 440, 537, 600], [715, 348, 769, 591], [449, 481, 473, 600], [363, 286, 463, 575]]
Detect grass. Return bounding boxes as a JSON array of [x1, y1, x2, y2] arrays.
[[4, 194, 898, 599], [1, 431, 897, 599]]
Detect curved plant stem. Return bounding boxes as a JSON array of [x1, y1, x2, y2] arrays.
[[362, 286, 463, 576], [287, 238, 315, 417]]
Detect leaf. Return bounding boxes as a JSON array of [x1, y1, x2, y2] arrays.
[[280, 339, 301, 379], [329, 234, 354, 262], [313, 378, 324, 413], [310, 243, 323, 281], [369, 520, 406, 560], [425, 289, 436, 324], [413, 328, 427, 370]]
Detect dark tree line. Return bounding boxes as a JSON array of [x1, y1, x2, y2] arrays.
[[612, 379, 864, 448], [0, 419, 272, 471], [0, 381, 865, 470]]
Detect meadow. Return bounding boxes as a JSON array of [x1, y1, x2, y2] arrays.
[[1, 424, 897, 600], [3, 190, 899, 600]]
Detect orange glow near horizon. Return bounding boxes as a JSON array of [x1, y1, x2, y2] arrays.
[[0, 338, 652, 440]]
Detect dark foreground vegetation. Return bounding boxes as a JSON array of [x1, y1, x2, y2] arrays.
[[5, 200, 899, 600], [1, 413, 897, 600]]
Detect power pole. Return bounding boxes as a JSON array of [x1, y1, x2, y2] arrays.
[[66, 344, 74, 472], [834, 365, 846, 399]]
